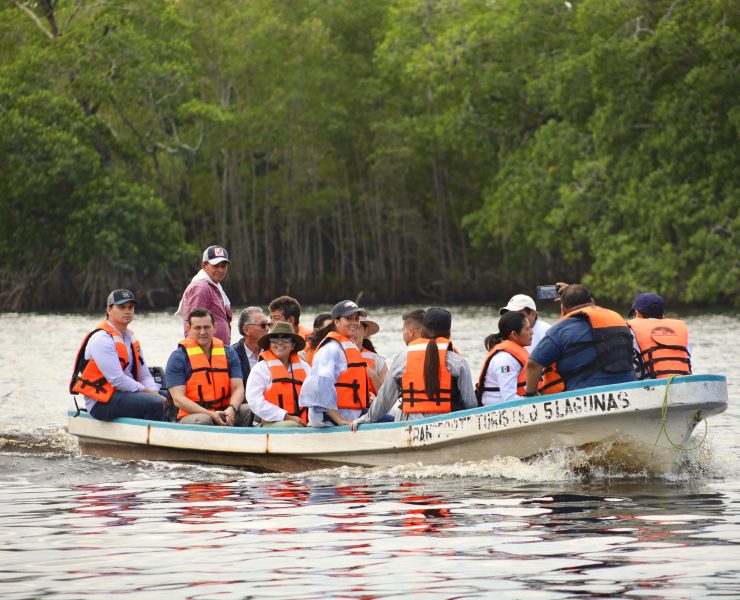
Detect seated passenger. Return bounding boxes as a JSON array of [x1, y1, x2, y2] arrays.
[[498, 294, 551, 350], [305, 312, 331, 365], [299, 300, 370, 427], [524, 284, 636, 396], [268, 295, 312, 340], [354, 318, 388, 394], [627, 293, 692, 379], [70, 289, 165, 421], [246, 322, 310, 427], [352, 308, 477, 427], [401, 308, 426, 345], [165, 308, 253, 426], [232, 306, 269, 384], [476, 311, 533, 405]]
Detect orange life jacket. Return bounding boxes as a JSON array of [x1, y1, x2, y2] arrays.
[[70, 320, 142, 402], [179, 337, 231, 419], [297, 324, 313, 341], [318, 332, 369, 410], [401, 338, 459, 414], [476, 340, 529, 403], [304, 344, 318, 366], [540, 305, 633, 394], [259, 349, 308, 423], [628, 318, 691, 379]]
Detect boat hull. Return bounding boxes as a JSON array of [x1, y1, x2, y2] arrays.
[[68, 375, 728, 474]]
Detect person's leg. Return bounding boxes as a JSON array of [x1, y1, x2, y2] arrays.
[[90, 391, 165, 421], [234, 404, 254, 427], [178, 413, 214, 425]]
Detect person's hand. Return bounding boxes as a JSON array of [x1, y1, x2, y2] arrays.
[[554, 282, 569, 302], [142, 388, 162, 397], [286, 415, 306, 427], [210, 411, 229, 426], [224, 406, 236, 426], [350, 420, 360, 432]]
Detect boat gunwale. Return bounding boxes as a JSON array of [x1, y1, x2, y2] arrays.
[[67, 374, 727, 435]]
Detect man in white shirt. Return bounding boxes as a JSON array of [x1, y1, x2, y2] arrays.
[[499, 294, 551, 350]]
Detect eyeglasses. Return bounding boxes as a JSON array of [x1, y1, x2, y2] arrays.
[[269, 335, 293, 344], [249, 322, 270, 330]]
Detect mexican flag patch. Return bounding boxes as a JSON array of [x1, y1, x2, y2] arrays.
[[500, 366, 511, 373]]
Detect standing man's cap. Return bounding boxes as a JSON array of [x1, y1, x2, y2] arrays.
[[330, 300, 367, 320], [202, 245, 230, 265], [107, 289, 137, 306], [423, 307, 452, 331], [629, 293, 665, 318], [499, 294, 537, 315]]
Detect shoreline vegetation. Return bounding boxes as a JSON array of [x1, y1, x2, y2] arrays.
[[1, 0, 737, 311]]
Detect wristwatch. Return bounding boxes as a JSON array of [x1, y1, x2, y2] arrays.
[[524, 391, 538, 397]]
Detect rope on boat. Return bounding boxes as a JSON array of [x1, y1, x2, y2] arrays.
[[650, 375, 708, 457]]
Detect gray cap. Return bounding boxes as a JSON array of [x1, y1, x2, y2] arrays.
[[330, 300, 367, 320], [107, 289, 137, 306]]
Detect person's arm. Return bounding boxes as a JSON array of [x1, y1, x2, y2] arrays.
[[525, 360, 545, 395], [353, 353, 404, 428], [245, 362, 288, 422], [87, 331, 145, 393], [449, 353, 477, 409]]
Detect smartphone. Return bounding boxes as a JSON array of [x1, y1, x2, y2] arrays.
[[536, 285, 560, 300]]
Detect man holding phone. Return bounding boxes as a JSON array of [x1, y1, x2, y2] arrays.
[[499, 294, 551, 350]]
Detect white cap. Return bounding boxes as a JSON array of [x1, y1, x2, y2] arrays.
[[499, 294, 536, 315]]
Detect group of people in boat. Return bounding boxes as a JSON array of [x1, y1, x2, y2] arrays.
[[70, 245, 693, 428]]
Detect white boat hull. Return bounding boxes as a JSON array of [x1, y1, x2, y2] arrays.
[[67, 375, 728, 474]]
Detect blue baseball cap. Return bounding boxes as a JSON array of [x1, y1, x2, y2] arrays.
[[629, 293, 665, 318]]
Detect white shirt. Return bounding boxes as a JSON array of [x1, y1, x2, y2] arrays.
[[480, 351, 523, 406], [528, 318, 551, 351], [246, 357, 312, 422], [241, 341, 259, 369]]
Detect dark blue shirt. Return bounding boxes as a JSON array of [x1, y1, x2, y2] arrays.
[[165, 343, 242, 388], [530, 316, 636, 391]]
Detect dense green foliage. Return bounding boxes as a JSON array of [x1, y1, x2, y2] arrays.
[[1, 0, 737, 310]]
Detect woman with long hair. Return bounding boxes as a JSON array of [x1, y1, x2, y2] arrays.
[[476, 311, 533, 405], [351, 308, 476, 428]]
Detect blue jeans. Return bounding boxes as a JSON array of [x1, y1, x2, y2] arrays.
[[90, 390, 165, 421]]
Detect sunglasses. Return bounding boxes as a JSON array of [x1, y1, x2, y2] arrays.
[[269, 335, 294, 343], [249, 322, 270, 330]]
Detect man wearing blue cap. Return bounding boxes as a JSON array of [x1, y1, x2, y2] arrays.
[[627, 293, 692, 379], [176, 245, 234, 344], [70, 289, 165, 421]]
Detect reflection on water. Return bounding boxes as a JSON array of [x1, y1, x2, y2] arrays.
[[2, 464, 740, 599]]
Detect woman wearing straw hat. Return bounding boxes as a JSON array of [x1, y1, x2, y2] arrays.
[[353, 317, 388, 395], [245, 322, 311, 427]]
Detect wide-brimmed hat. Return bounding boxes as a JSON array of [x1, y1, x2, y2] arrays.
[[360, 318, 380, 337], [257, 321, 306, 352]]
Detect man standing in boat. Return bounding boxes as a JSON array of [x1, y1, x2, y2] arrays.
[[176, 245, 233, 344], [70, 289, 165, 421], [166, 308, 253, 426], [627, 293, 692, 380], [523, 284, 636, 396]]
